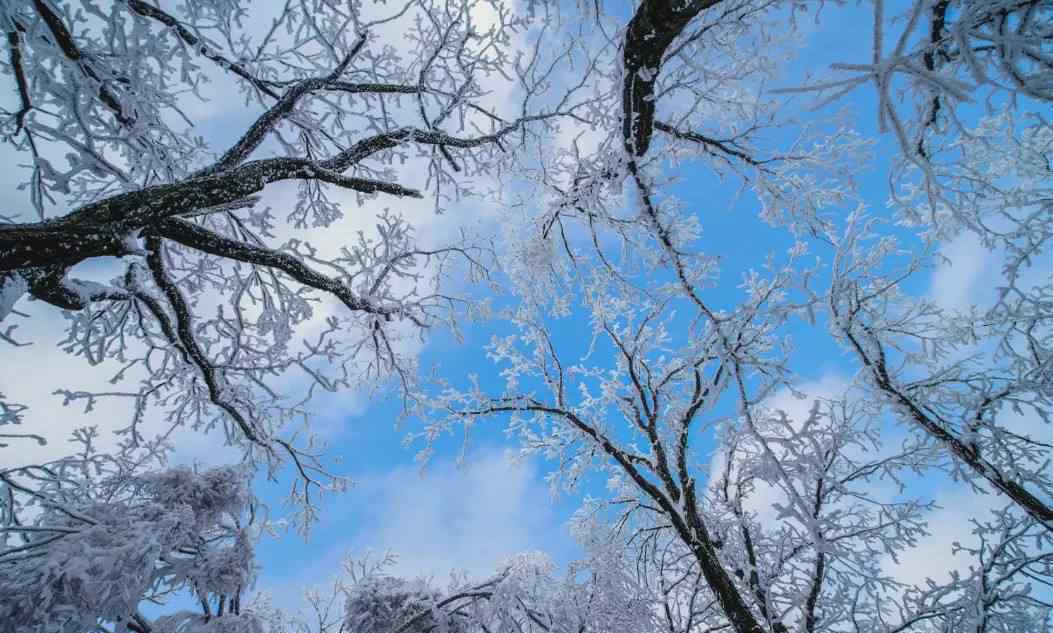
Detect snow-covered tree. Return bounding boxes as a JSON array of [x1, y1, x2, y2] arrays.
[[0, 0, 596, 510], [252, 545, 655, 633], [0, 430, 259, 632], [415, 2, 1052, 633]]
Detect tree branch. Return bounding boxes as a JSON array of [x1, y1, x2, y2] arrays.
[[156, 218, 403, 320], [622, 0, 722, 157], [125, 0, 282, 100], [31, 0, 134, 126], [144, 236, 265, 446]]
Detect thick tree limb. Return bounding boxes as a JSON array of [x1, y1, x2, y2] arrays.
[[156, 218, 403, 320], [20, 265, 128, 310], [917, 0, 951, 157], [0, 223, 133, 272], [0, 156, 419, 272], [0, 97, 554, 273], [622, 0, 722, 158]]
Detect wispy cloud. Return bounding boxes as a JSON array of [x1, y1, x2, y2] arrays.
[[0, 299, 242, 469], [342, 447, 574, 579], [881, 485, 1001, 587], [254, 447, 576, 612], [927, 232, 998, 312]]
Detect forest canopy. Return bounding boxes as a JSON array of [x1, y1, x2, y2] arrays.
[[0, 0, 1051, 632]]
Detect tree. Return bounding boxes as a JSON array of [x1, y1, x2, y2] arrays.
[[422, 196, 1053, 633], [0, 431, 257, 633], [416, 1, 1053, 632], [0, 0, 595, 512], [263, 520, 696, 633], [251, 547, 655, 633]]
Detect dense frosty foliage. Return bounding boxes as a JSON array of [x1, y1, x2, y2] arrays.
[[342, 576, 446, 633], [1, 0, 1051, 631], [1, 435, 256, 632], [253, 549, 655, 633]]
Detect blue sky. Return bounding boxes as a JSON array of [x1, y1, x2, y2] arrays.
[[2, 0, 1047, 619]]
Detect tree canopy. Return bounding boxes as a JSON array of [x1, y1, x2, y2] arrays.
[[1, 0, 1051, 632]]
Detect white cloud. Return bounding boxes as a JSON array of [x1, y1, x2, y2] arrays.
[[253, 447, 574, 612], [714, 372, 1020, 590], [882, 484, 1000, 587], [763, 373, 851, 424], [927, 232, 998, 312], [346, 448, 571, 579], [0, 298, 241, 470], [0, 302, 138, 468], [927, 227, 1053, 316], [709, 373, 851, 523]]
